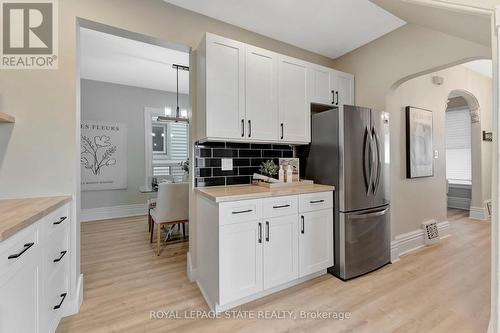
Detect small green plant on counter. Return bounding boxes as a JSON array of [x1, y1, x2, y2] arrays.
[[180, 159, 189, 173], [259, 160, 279, 178]]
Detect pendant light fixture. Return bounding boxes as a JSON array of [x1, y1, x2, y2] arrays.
[[157, 64, 189, 123]]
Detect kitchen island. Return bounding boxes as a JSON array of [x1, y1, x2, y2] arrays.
[[194, 184, 334, 312]]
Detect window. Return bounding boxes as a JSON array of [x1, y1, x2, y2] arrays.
[[152, 124, 166, 153], [145, 107, 189, 181], [445, 108, 471, 184]]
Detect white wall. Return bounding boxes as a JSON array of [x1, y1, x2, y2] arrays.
[[387, 65, 493, 237], [80, 79, 189, 210]]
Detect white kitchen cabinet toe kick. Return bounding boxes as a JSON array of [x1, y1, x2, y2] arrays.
[[195, 190, 334, 312]]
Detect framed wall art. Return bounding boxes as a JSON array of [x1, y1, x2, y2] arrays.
[[406, 106, 433, 179]]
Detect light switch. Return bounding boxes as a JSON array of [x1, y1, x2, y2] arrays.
[[434, 150, 439, 159], [221, 158, 233, 171]]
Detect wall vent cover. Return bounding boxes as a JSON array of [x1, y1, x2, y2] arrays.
[[422, 220, 439, 245]]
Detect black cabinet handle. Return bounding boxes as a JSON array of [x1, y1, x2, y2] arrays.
[[331, 90, 335, 104], [310, 199, 325, 204], [8, 242, 34, 259], [265, 221, 269, 242], [258, 222, 262, 243], [53, 216, 67, 225], [53, 251, 67, 263], [53, 293, 67, 310], [248, 120, 252, 138], [336, 91, 339, 106], [241, 119, 245, 137], [273, 204, 290, 209], [232, 209, 252, 215], [280, 123, 284, 140], [301, 215, 305, 234]]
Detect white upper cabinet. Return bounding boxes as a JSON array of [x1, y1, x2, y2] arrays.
[[245, 46, 279, 141], [197, 32, 354, 144], [203, 33, 245, 140], [278, 56, 310, 143], [309, 65, 354, 107], [332, 70, 354, 107], [309, 65, 335, 106]]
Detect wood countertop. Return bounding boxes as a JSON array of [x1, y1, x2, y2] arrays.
[[195, 184, 335, 203], [0, 196, 71, 241]]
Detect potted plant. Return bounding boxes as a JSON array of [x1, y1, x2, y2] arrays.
[[180, 159, 189, 182], [259, 160, 279, 181]]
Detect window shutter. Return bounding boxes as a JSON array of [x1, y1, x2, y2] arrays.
[[446, 109, 471, 184]]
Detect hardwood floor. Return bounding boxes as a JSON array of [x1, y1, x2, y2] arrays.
[[58, 211, 490, 333]]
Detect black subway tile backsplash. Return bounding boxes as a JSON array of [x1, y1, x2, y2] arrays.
[[239, 149, 262, 158], [263, 150, 283, 158], [226, 176, 252, 185], [233, 158, 250, 167], [226, 142, 250, 149], [194, 141, 294, 187], [213, 148, 239, 158], [195, 177, 225, 187], [212, 168, 238, 177], [250, 143, 272, 150]]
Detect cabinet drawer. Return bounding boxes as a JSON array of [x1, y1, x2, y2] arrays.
[[219, 199, 262, 225], [42, 203, 70, 238], [43, 222, 69, 281], [0, 224, 39, 281], [298, 192, 333, 213], [262, 195, 298, 218], [42, 259, 69, 333]]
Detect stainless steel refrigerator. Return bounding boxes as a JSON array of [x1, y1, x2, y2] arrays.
[[298, 105, 391, 280]]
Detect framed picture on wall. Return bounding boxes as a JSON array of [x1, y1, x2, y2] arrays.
[[81, 120, 128, 191], [406, 106, 434, 178]]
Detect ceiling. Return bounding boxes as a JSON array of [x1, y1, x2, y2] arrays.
[[163, 0, 406, 59], [371, 0, 492, 46], [80, 28, 190, 94], [462, 59, 493, 78]]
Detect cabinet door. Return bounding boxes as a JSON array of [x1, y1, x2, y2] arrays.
[[278, 56, 310, 143], [309, 65, 334, 105], [299, 209, 333, 277], [0, 253, 40, 333], [332, 71, 354, 107], [219, 221, 263, 304], [245, 46, 278, 141], [206, 33, 246, 139], [263, 215, 299, 289]]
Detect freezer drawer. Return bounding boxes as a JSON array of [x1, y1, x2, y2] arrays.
[[338, 206, 390, 280]]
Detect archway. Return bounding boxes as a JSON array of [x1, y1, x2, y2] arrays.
[[445, 90, 483, 219]]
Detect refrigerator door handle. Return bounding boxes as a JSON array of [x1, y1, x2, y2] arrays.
[[372, 128, 382, 195], [363, 127, 372, 195], [349, 207, 389, 219]]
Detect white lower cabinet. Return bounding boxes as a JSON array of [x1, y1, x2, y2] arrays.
[[0, 202, 71, 333], [0, 240, 41, 333], [263, 215, 299, 289], [213, 193, 333, 310], [220, 221, 263, 304], [299, 209, 334, 277]]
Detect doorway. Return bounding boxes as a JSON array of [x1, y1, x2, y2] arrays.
[[76, 20, 191, 251], [445, 90, 480, 217]]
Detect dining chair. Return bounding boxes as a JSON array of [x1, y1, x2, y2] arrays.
[[150, 182, 189, 255], [147, 175, 175, 232]]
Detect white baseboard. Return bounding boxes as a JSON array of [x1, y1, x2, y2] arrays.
[[187, 251, 197, 282], [470, 206, 488, 220], [80, 204, 147, 222], [391, 221, 450, 262], [447, 196, 471, 210]]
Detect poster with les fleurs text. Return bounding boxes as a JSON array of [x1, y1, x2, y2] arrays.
[[81, 121, 127, 191]]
